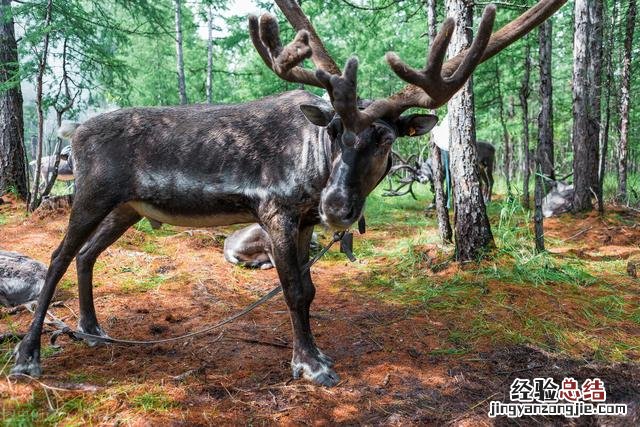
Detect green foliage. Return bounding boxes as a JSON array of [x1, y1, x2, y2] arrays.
[[2, 401, 41, 427], [133, 218, 175, 237], [5, 0, 639, 178]]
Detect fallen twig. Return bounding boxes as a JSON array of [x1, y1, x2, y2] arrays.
[[560, 226, 592, 242], [228, 335, 291, 349], [0, 332, 25, 343], [3, 300, 63, 316], [171, 366, 206, 382]]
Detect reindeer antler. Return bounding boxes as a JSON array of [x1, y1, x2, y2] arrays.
[[257, 0, 567, 137], [249, 13, 320, 87], [385, 5, 495, 107]]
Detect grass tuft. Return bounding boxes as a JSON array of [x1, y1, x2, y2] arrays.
[[131, 391, 177, 412]]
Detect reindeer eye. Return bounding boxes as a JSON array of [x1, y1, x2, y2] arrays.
[[380, 136, 394, 146]]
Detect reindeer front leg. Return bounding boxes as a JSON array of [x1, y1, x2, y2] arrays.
[[262, 214, 339, 387]]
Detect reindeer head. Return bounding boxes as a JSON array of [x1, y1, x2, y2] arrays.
[[298, 92, 437, 228], [250, 0, 566, 229]]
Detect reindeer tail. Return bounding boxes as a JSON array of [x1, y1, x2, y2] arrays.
[[57, 121, 81, 140]]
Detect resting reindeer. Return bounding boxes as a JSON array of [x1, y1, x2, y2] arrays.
[[12, 0, 566, 386], [29, 145, 74, 190], [224, 224, 275, 270], [224, 224, 320, 270]]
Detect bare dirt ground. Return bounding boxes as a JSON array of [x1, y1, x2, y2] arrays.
[[1, 194, 639, 425]]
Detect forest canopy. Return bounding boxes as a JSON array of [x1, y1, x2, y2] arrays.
[[3, 0, 637, 188]]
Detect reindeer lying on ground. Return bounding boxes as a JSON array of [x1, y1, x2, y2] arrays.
[[224, 224, 319, 270], [542, 181, 574, 217], [224, 224, 275, 269], [29, 145, 74, 190], [12, 0, 566, 386]]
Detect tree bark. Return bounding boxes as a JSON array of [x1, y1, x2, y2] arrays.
[[571, 0, 595, 212], [446, 0, 494, 261], [430, 138, 452, 243], [174, 0, 188, 105], [534, 162, 545, 252], [587, 0, 603, 196], [28, 0, 53, 212], [537, 20, 554, 185], [0, 0, 27, 199], [40, 39, 77, 202], [427, 0, 452, 244], [617, 0, 636, 202], [494, 63, 512, 197], [206, 3, 214, 104], [598, 0, 618, 213], [520, 42, 531, 209]]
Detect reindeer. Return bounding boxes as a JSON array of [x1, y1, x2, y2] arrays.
[[224, 223, 319, 270], [29, 145, 74, 190], [224, 224, 275, 270], [424, 113, 496, 204], [385, 140, 495, 204], [12, 0, 566, 386]]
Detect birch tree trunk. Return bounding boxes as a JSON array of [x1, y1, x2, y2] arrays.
[[206, 3, 214, 104], [617, 0, 636, 202], [571, 0, 594, 212], [174, 0, 188, 105], [0, 0, 27, 199], [446, 0, 493, 261], [427, 0, 452, 243], [520, 42, 531, 209], [537, 20, 554, 185]]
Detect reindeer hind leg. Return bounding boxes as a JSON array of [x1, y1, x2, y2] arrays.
[[75, 204, 141, 345], [11, 193, 118, 376]]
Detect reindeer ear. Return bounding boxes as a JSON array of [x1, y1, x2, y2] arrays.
[[300, 104, 335, 127], [397, 114, 438, 137]]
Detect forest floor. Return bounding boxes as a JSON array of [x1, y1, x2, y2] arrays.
[[1, 188, 639, 426]]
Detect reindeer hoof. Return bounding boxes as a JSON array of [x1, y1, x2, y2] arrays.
[[11, 340, 42, 377], [291, 349, 340, 387], [317, 350, 334, 367], [10, 360, 42, 377], [292, 362, 340, 387], [77, 323, 110, 347]]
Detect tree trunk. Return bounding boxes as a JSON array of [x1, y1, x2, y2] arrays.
[[0, 0, 27, 199], [617, 0, 636, 202], [534, 163, 545, 252], [587, 0, 603, 197], [572, 0, 594, 212], [206, 3, 214, 104], [520, 42, 531, 209], [427, 0, 452, 244], [494, 63, 511, 197], [430, 138, 452, 243], [537, 20, 554, 185], [28, 0, 53, 212], [598, 0, 618, 213], [174, 0, 188, 105], [446, 0, 494, 261]]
